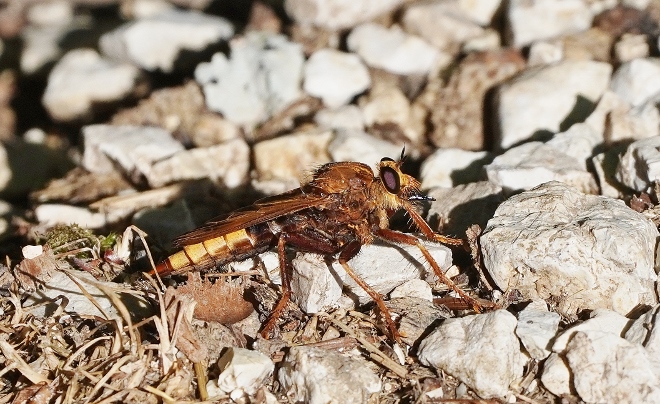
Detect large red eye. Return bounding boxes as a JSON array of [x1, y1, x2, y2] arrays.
[[380, 166, 400, 194]]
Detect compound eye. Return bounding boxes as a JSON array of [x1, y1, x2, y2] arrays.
[[380, 157, 394, 163], [380, 166, 400, 194]]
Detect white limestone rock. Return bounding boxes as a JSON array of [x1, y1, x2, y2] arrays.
[[252, 130, 333, 190], [552, 309, 631, 352], [418, 310, 526, 399], [146, 138, 250, 188], [284, 0, 403, 30], [427, 181, 504, 237], [214, 348, 274, 396], [303, 49, 371, 108], [615, 136, 660, 192], [291, 241, 452, 309], [540, 353, 572, 397], [484, 142, 597, 194], [515, 300, 560, 360], [496, 60, 611, 149], [402, 1, 487, 51], [328, 129, 403, 174], [527, 40, 564, 66], [625, 304, 660, 356], [34, 204, 109, 229], [420, 148, 492, 189], [100, 9, 234, 73], [314, 105, 364, 131], [347, 23, 447, 76], [42, 49, 144, 122], [195, 32, 304, 127], [481, 181, 659, 318], [610, 58, 660, 108], [390, 279, 433, 302], [506, 0, 593, 47], [566, 331, 660, 403], [278, 346, 381, 404], [81, 125, 184, 182], [614, 34, 649, 64], [545, 122, 603, 169]]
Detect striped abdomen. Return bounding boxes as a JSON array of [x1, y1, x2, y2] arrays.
[[154, 223, 276, 276]]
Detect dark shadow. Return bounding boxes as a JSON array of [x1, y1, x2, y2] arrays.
[[559, 94, 598, 133]]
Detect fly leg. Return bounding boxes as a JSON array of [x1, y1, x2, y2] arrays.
[[376, 228, 482, 313], [339, 241, 402, 344], [404, 204, 464, 246], [260, 234, 292, 338], [260, 229, 338, 339]]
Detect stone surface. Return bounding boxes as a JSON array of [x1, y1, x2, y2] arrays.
[[545, 122, 603, 169], [291, 241, 452, 309], [347, 23, 446, 76], [328, 129, 402, 174], [540, 353, 572, 397], [284, 0, 404, 30], [252, 130, 332, 190], [303, 49, 371, 108], [42, 49, 145, 122], [506, 0, 593, 47], [481, 181, 658, 318], [214, 348, 274, 396], [552, 309, 630, 352], [402, 1, 486, 52], [146, 138, 250, 188], [527, 40, 563, 66], [81, 125, 184, 183], [100, 9, 234, 72], [427, 49, 525, 150], [615, 136, 660, 192], [34, 204, 109, 229], [278, 346, 381, 404], [389, 279, 433, 302], [614, 33, 649, 63], [496, 60, 612, 149], [610, 58, 660, 108], [418, 310, 525, 399], [484, 141, 597, 194], [420, 148, 492, 189], [515, 300, 560, 360], [195, 32, 304, 127], [566, 331, 660, 403], [314, 105, 364, 131], [427, 181, 503, 237]]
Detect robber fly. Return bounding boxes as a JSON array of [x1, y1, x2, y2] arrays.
[[153, 152, 482, 342]]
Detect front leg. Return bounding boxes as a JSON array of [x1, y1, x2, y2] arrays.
[[403, 203, 464, 246], [338, 241, 402, 344], [376, 228, 482, 313]]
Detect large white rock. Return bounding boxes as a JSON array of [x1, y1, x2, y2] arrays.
[[347, 23, 446, 76], [402, 1, 486, 51], [100, 9, 234, 72], [42, 49, 144, 122], [290, 240, 453, 311], [481, 181, 658, 317], [418, 310, 526, 399], [328, 129, 402, 173], [146, 138, 250, 188], [551, 309, 630, 352], [615, 136, 660, 192], [34, 204, 109, 229], [540, 353, 572, 397], [81, 125, 183, 181], [484, 141, 597, 194], [610, 58, 660, 108], [506, 0, 593, 47], [279, 346, 381, 404], [284, 0, 403, 30], [303, 49, 371, 108], [420, 148, 492, 189], [566, 331, 660, 403], [496, 60, 611, 149], [195, 32, 304, 127]]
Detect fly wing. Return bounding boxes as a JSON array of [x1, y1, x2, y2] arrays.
[[171, 188, 327, 247]]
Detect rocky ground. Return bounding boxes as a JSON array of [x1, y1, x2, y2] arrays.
[[2, 0, 660, 403]]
